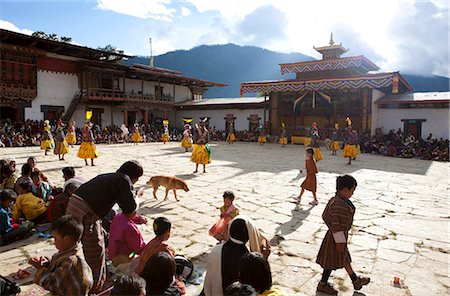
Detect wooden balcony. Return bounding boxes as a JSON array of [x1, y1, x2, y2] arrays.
[[0, 82, 37, 100], [81, 89, 174, 105]]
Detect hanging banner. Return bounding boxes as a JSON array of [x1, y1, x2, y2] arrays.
[[292, 92, 308, 113]]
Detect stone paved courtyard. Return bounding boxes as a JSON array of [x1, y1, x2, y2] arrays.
[[0, 142, 449, 295]]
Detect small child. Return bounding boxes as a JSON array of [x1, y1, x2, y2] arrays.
[[47, 181, 80, 223], [31, 171, 53, 204], [110, 274, 146, 296], [295, 148, 318, 206], [108, 211, 147, 267], [1, 190, 32, 246], [316, 175, 370, 295], [13, 181, 48, 224], [29, 215, 93, 295], [209, 190, 239, 241], [135, 217, 175, 275]]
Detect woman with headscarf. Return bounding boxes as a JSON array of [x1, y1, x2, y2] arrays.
[[204, 216, 270, 296]]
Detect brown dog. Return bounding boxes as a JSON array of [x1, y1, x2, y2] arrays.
[[146, 176, 189, 201]]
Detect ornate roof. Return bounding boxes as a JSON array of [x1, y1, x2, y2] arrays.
[[240, 72, 413, 94], [279, 55, 379, 75]]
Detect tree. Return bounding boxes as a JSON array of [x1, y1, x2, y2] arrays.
[[98, 44, 117, 52], [31, 31, 48, 39], [47, 34, 58, 41], [60, 37, 72, 43]]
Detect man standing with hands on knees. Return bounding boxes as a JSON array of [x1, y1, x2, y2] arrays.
[[66, 160, 144, 293]]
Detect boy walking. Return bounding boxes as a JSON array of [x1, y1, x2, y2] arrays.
[[316, 175, 370, 295], [29, 215, 93, 295]]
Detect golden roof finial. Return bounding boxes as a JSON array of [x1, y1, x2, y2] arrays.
[[329, 32, 334, 46]]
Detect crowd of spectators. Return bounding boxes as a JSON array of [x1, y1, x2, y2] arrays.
[[1, 119, 448, 162], [360, 129, 448, 161]]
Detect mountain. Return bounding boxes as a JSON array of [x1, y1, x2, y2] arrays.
[[124, 44, 449, 97]]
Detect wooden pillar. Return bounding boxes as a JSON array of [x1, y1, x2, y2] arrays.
[[141, 79, 143, 94], [144, 110, 148, 124], [124, 110, 128, 126], [270, 92, 279, 135], [123, 75, 126, 92], [362, 88, 368, 132], [173, 83, 176, 101]]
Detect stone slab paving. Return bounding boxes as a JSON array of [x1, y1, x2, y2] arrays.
[[1, 142, 449, 295]]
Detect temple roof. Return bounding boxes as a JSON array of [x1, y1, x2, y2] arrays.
[[375, 91, 450, 105], [0, 29, 132, 61], [175, 97, 267, 106], [240, 72, 413, 94], [313, 33, 349, 60], [279, 55, 379, 75]]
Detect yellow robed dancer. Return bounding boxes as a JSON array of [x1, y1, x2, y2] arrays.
[[309, 122, 323, 162], [54, 118, 69, 160], [227, 122, 236, 144], [161, 120, 170, 143], [330, 123, 340, 155], [131, 122, 142, 145], [279, 123, 288, 147], [342, 117, 357, 165], [181, 123, 193, 152], [257, 125, 267, 145], [65, 120, 77, 146], [77, 111, 98, 166], [40, 120, 55, 156], [191, 118, 211, 173]]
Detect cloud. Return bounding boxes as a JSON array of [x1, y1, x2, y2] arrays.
[[181, 6, 191, 17], [237, 5, 287, 45], [384, 1, 449, 76], [0, 19, 33, 35], [96, 0, 175, 21]]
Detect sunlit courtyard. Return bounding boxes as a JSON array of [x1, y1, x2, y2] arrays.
[[1, 142, 449, 295]]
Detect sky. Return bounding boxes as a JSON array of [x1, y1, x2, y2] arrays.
[[0, 0, 448, 76]]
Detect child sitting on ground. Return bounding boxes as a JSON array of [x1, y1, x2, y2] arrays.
[[209, 190, 239, 241], [13, 181, 47, 224], [108, 210, 147, 267], [110, 274, 146, 296], [1, 190, 32, 246], [295, 148, 318, 206], [29, 215, 93, 295], [135, 217, 175, 275], [31, 171, 53, 204], [47, 181, 80, 223], [316, 175, 370, 295]]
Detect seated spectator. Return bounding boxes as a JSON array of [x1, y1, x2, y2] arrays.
[[110, 274, 146, 296], [136, 217, 175, 274], [204, 216, 271, 296], [31, 171, 53, 203], [1, 190, 32, 246], [47, 181, 80, 223], [239, 252, 286, 296], [0, 165, 16, 190], [141, 252, 183, 296], [27, 157, 49, 183], [13, 181, 47, 224], [108, 211, 147, 267], [62, 166, 84, 190], [224, 283, 256, 296], [15, 163, 33, 193], [29, 215, 93, 295]]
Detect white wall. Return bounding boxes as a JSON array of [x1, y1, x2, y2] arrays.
[[25, 70, 79, 120], [175, 108, 266, 131], [377, 108, 450, 139]]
